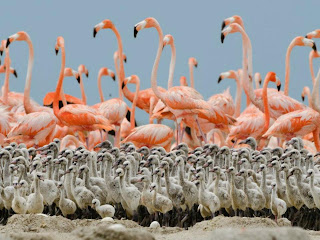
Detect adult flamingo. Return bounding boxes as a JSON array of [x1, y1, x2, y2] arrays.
[[43, 68, 84, 109], [227, 72, 280, 147], [5, 32, 57, 147], [221, 24, 308, 119], [218, 70, 241, 117], [263, 69, 320, 150], [121, 75, 174, 151], [134, 17, 234, 144], [53, 36, 114, 147], [93, 19, 130, 147]]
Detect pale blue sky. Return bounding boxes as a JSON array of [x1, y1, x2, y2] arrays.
[[2, 0, 320, 125]]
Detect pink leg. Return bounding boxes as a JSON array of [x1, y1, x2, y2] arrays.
[[195, 118, 207, 144]]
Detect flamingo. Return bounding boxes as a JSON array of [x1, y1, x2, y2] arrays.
[[218, 70, 242, 117], [134, 18, 235, 144], [227, 72, 281, 147], [221, 24, 308, 119], [93, 19, 131, 147], [188, 57, 197, 89], [263, 68, 320, 150], [52, 36, 114, 147], [121, 75, 174, 151], [5, 32, 58, 147], [43, 68, 84, 109]]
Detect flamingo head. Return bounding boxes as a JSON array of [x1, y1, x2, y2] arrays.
[[78, 64, 89, 78], [163, 34, 174, 48], [218, 70, 237, 83], [301, 86, 310, 102], [254, 72, 262, 86], [6, 31, 30, 48], [180, 76, 188, 86], [221, 15, 244, 31], [122, 75, 139, 89], [99, 67, 115, 81], [55, 36, 65, 55], [221, 23, 243, 43], [292, 36, 317, 51], [265, 72, 281, 91], [188, 57, 198, 68], [134, 17, 159, 38], [93, 19, 114, 38], [305, 29, 320, 39]]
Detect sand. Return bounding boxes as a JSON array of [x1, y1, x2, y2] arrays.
[[0, 215, 319, 240]]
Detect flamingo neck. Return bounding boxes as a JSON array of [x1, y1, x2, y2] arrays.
[[131, 80, 139, 130], [112, 27, 124, 101], [305, 87, 313, 108], [234, 73, 242, 117], [312, 67, 320, 112], [284, 41, 294, 96], [79, 73, 87, 104], [262, 78, 270, 131], [167, 42, 176, 89], [189, 62, 194, 89], [3, 48, 10, 104], [238, 26, 256, 107], [53, 45, 66, 117], [98, 73, 104, 102], [151, 23, 166, 101], [24, 38, 35, 114]]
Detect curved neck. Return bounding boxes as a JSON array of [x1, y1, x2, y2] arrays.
[[168, 43, 176, 89], [3, 48, 10, 104], [262, 77, 270, 131], [98, 73, 105, 102], [53, 45, 66, 117], [310, 54, 317, 85], [238, 27, 257, 107], [131, 79, 139, 130], [112, 27, 124, 101], [305, 87, 313, 108], [24, 38, 35, 114], [284, 41, 295, 96], [150, 23, 166, 102]]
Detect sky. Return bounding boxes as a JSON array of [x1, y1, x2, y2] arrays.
[[1, 0, 320, 125]]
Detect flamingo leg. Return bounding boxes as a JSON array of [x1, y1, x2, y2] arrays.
[[195, 118, 207, 144], [114, 126, 121, 148]]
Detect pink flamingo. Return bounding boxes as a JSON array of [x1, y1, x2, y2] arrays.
[[5, 32, 57, 147], [227, 72, 280, 147], [121, 75, 174, 151], [218, 70, 242, 117], [222, 24, 307, 119], [52, 36, 114, 147], [134, 17, 234, 144]]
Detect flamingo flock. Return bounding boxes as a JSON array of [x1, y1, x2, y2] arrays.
[[0, 15, 320, 229]]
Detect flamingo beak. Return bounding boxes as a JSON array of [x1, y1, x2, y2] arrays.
[[0, 50, 3, 56], [221, 33, 225, 44], [302, 96, 305, 102], [218, 76, 222, 83], [134, 26, 138, 38], [277, 83, 281, 92], [6, 38, 11, 48], [122, 81, 126, 90], [55, 49, 59, 55], [93, 28, 98, 38], [313, 42, 317, 51], [13, 70, 17, 78], [221, 20, 226, 31]]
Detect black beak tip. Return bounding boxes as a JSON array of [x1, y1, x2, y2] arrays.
[[259, 81, 262, 86], [55, 49, 59, 55], [93, 28, 97, 38], [277, 84, 281, 92], [302, 96, 305, 102], [221, 21, 226, 31], [76, 76, 80, 84], [218, 76, 222, 83], [313, 43, 317, 51], [195, 63, 198, 68], [134, 27, 138, 38], [122, 81, 126, 89], [5, 39, 10, 48], [221, 33, 225, 44], [13, 70, 17, 78], [124, 58, 127, 63], [0, 50, 3, 56], [86, 72, 89, 78], [112, 76, 116, 81]]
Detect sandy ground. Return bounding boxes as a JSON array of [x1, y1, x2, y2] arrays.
[[0, 214, 319, 240]]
